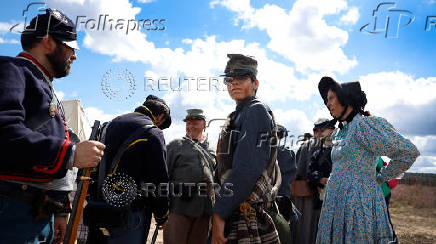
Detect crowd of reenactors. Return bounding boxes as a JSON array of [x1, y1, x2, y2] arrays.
[[0, 8, 418, 244]]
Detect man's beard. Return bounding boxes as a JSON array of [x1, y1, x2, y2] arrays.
[[46, 43, 70, 78]]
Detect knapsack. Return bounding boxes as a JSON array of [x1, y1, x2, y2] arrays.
[[83, 121, 156, 229]]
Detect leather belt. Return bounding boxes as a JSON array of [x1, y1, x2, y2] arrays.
[[0, 181, 64, 220]]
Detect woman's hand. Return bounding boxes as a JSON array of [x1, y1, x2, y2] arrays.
[[320, 177, 329, 187]]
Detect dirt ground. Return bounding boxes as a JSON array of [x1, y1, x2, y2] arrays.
[[146, 185, 436, 244], [147, 209, 436, 244], [389, 184, 436, 244], [390, 205, 436, 244]]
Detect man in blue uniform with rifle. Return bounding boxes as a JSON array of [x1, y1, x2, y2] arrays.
[[0, 9, 104, 243]]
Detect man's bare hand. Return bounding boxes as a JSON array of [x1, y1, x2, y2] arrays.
[[53, 215, 67, 244], [73, 140, 105, 168], [212, 213, 228, 244]]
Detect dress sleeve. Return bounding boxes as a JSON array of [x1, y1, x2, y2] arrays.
[[355, 116, 420, 182]]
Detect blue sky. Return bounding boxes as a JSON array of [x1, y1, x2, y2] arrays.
[[1, 0, 435, 172]]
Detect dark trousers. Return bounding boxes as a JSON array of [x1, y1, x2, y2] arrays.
[[86, 208, 152, 244], [163, 212, 211, 244], [385, 193, 397, 244], [0, 197, 54, 244]]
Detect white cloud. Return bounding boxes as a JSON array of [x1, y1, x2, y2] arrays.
[[83, 107, 123, 125], [358, 72, 436, 112], [408, 156, 436, 173], [55, 90, 66, 100], [0, 22, 14, 32], [41, 0, 328, 106], [182, 38, 193, 44], [410, 135, 436, 156], [211, 0, 357, 74], [312, 108, 332, 122], [340, 7, 359, 25], [273, 108, 314, 150], [83, 106, 125, 136], [274, 108, 313, 135]]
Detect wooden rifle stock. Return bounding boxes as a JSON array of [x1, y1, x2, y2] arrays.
[[64, 120, 101, 244]]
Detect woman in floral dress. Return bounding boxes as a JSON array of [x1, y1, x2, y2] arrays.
[[315, 77, 420, 244]]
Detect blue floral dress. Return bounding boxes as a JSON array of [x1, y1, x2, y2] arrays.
[[316, 114, 420, 244]]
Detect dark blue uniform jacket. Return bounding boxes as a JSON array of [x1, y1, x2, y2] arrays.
[[0, 53, 72, 182], [104, 112, 169, 218]]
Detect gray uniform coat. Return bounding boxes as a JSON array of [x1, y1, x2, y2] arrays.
[[166, 136, 215, 217]]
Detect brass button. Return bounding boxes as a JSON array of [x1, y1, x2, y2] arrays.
[[21, 184, 28, 190]]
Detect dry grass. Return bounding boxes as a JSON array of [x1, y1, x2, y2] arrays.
[[389, 184, 436, 243], [391, 184, 436, 209]]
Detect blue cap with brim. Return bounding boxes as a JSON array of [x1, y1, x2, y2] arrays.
[[22, 8, 79, 50]]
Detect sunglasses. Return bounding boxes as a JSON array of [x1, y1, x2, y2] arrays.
[[223, 75, 252, 85]]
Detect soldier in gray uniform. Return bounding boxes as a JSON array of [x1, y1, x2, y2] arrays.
[[164, 109, 216, 244]]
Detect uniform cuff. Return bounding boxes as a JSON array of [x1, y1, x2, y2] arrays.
[[66, 145, 76, 170]]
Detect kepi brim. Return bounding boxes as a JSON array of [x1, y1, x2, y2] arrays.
[[62, 39, 79, 50]]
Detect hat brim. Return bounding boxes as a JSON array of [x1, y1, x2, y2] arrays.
[[62, 39, 79, 50], [183, 116, 206, 122], [318, 77, 341, 104], [314, 120, 336, 130], [220, 69, 254, 77]]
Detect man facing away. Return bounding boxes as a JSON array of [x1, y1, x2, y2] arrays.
[[86, 95, 171, 244], [0, 9, 104, 243], [164, 108, 216, 244], [212, 54, 281, 244]]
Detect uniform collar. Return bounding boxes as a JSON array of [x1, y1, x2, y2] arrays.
[[236, 96, 256, 111], [185, 134, 207, 144], [17, 52, 53, 80]]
